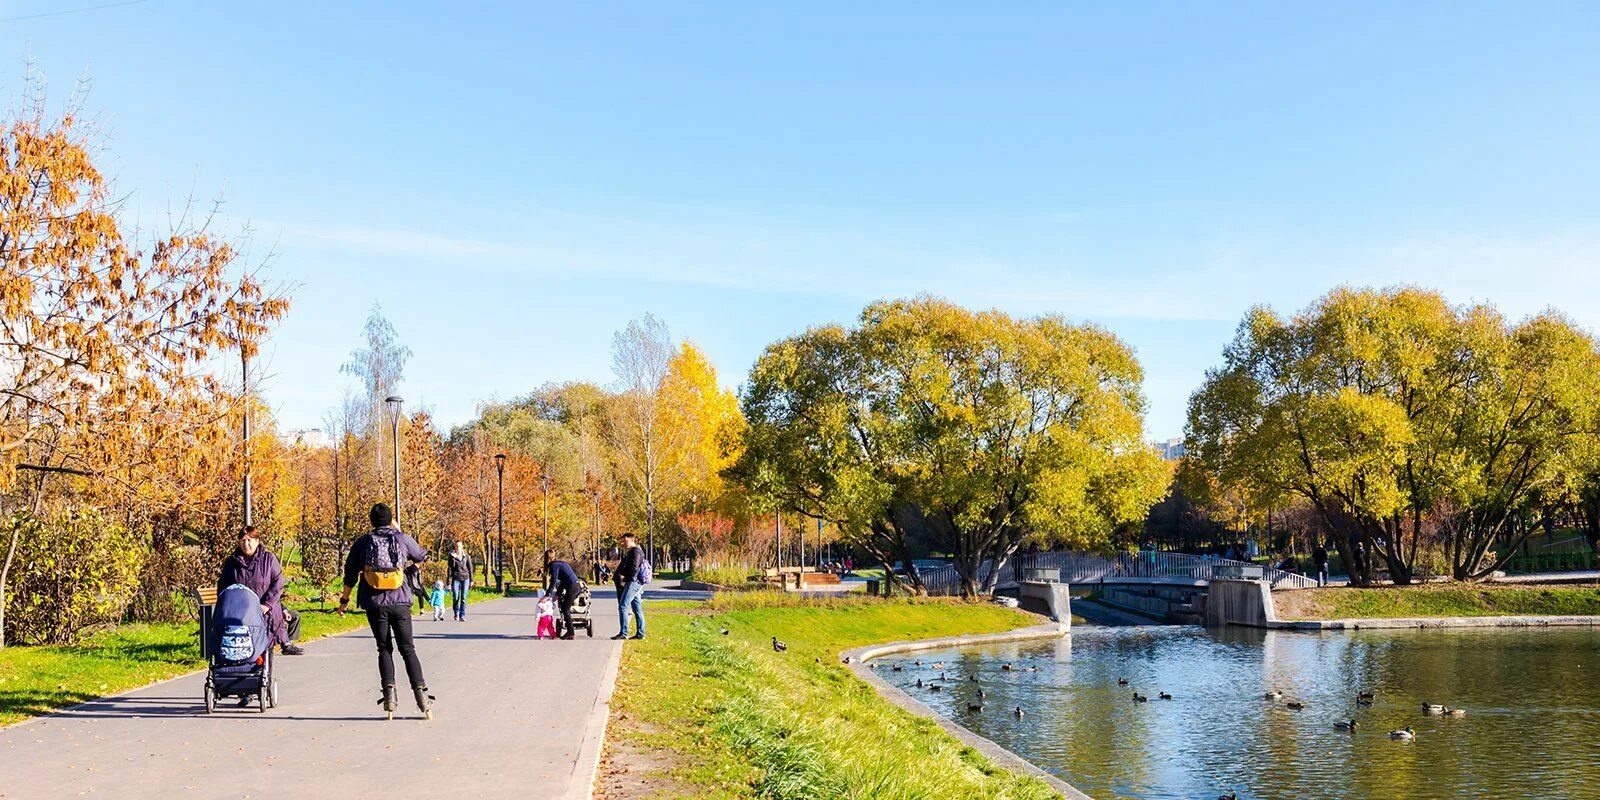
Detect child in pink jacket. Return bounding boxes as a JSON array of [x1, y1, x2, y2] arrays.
[[535, 593, 557, 639]]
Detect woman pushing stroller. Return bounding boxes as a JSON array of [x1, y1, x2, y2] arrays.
[[338, 503, 434, 719]]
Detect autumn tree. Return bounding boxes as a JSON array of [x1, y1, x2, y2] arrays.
[[733, 297, 1166, 597], [606, 315, 693, 558], [0, 92, 287, 645], [1185, 287, 1600, 583]]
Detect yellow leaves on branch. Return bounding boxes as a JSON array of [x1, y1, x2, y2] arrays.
[[0, 99, 289, 493]]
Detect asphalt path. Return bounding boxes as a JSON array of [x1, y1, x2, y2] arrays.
[[0, 594, 624, 800]]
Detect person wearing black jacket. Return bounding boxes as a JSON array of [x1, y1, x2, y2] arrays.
[[1313, 543, 1330, 587], [447, 541, 473, 622], [338, 503, 433, 719], [543, 551, 580, 639], [611, 533, 646, 641]]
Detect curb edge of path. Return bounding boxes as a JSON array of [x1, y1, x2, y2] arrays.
[[842, 621, 1093, 800], [565, 636, 624, 800]]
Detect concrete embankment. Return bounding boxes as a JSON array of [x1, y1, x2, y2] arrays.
[[1205, 579, 1600, 630], [843, 620, 1091, 800]]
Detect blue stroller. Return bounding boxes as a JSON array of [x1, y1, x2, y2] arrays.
[[202, 583, 278, 713]]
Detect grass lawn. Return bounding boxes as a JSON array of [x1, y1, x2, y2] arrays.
[[1275, 583, 1600, 620], [0, 585, 502, 728], [598, 592, 1060, 800]]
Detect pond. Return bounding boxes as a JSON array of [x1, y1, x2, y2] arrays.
[[878, 625, 1600, 799]]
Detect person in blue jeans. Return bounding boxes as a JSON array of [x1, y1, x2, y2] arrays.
[[610, 532, 647, 640], [447, 541, 473, 622]]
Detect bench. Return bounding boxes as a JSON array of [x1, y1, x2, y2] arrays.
[[194, 587, 218, 658], [799, 572, 841, 587]]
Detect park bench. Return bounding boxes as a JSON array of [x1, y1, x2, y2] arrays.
[[799, 572, 841, 587], [194, 586, 218, 658]]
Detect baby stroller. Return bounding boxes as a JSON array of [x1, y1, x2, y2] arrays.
[[201, 583, 278, 713], [568, 579, 594, 638]]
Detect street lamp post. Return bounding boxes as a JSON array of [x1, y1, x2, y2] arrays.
[[590, 486, 602, 584], [494, 453, 506, 593], [541, 469, 552, 555], [384, 396, 404, 524]]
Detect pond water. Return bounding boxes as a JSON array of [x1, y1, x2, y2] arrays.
[[879, 625, 1600, 800]]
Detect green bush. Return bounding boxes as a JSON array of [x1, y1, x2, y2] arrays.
[[3, 509, 145, 645]]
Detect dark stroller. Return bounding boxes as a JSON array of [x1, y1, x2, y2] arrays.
[[568, 579, 594, 638], [201, 583, 278, 713]]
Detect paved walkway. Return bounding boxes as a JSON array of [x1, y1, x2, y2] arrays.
[[0, 594, 623, 800]]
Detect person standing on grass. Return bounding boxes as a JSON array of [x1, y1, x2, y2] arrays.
[[217, 525, 304, 656], [338, 503, 433, 719], [447, 541, 473, 622], [543, 551, 580, 639], [1313, 542, 1330, 587], [611, 532, 648, 641]]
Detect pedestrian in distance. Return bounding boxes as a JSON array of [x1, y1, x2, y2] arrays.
[[610, 533, 649, 641], [543, 550, 581, 640], [447, 541, 473, 622], [1313, 542, 1330, 587], [430, 581, 447, 621], [338, 503, 434, 720], [217, 525, 304, 656]]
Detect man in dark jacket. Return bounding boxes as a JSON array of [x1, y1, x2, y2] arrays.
[[611, 533, 646, 641], [543, 551, 580, 639], [338, 503, 432, 718], [1313, 543, 1330, 587], [217, 526, 304, 655], [447, 541, 473, 622]]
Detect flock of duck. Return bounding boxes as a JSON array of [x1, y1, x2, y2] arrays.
[[870, 658, 1038, 718], [1260, 688, 1467, 740], [875, 656, 1470, 745]]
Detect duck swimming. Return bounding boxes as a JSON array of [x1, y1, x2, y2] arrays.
[[1390, 726, 1416, 740]]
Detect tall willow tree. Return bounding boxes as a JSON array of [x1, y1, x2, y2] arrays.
[[1186, 287, 1600, 583], [733, 297, 1166, 598]]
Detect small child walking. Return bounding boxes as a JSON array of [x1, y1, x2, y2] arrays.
[[430, 581, 447, 621], [535, 592, 557, 639]]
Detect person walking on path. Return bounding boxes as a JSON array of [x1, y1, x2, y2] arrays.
[[543, 551, 580, 640], [447, 541, 473, 622], [611, 533, 647, 641], [338, 503, 434, 719], [217, 525, 304, 656], [430, 581, 447, 621], [1313, 543, 1330, 587]]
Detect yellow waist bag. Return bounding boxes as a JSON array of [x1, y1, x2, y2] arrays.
[[362, 567, 405, 590], [361, 534, 406, 590]]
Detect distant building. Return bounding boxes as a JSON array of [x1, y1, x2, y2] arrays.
[[1151, 437, 1185, 461], [281, 429, 332, 449]]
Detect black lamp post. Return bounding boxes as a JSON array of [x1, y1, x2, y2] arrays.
[[494, 453, 506, 593], [385, 395, 404, 524], [588, 483, 602, 583], [541, 469, 552, 554]]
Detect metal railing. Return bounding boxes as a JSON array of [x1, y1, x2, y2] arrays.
[[918, 550, 1321, 596]]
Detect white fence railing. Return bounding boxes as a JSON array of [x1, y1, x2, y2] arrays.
[[917, 550, 1320, 596]]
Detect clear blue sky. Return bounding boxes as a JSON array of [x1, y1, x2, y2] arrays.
[[5, 1, 1598, 439]]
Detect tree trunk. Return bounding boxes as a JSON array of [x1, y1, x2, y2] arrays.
[[0, 520, 18, 650]]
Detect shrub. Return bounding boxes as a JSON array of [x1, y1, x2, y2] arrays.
[[3, 509, 145, 644], [691, 563, 760, 588]]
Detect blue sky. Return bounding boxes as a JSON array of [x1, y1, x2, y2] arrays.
[[5, 1, 1598, 438]]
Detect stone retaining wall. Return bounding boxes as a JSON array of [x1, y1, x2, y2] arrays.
[[1205, 579, 1600, 630], [843, 623, 1089, 800]]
